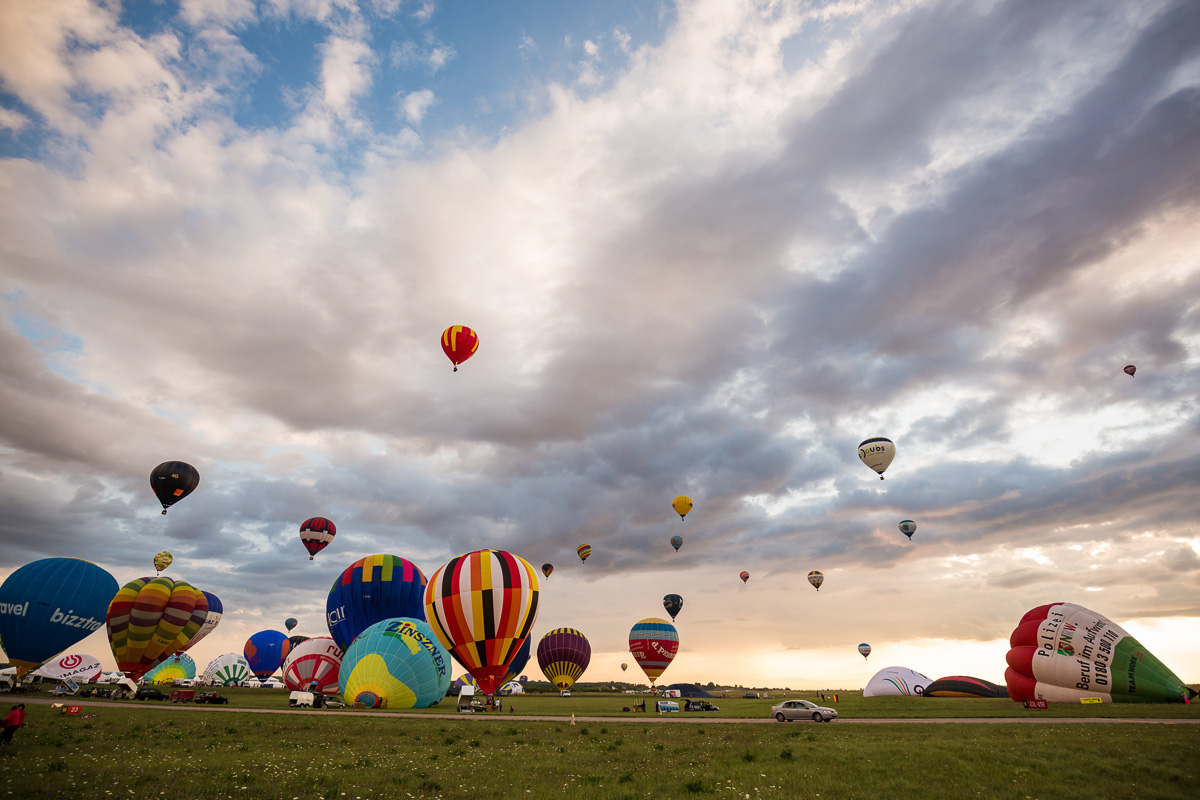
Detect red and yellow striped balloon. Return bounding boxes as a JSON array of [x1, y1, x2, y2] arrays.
[[106, 577, 208, 680], [440, 325, 479, 372], [423, 550, 539, 695]]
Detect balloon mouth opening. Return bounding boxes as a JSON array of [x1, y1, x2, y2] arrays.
[[355, 691, 384, 708]]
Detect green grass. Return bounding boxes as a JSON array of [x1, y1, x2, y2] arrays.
[[1, 704, 1196, 799]]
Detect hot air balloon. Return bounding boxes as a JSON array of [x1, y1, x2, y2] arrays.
[[340, 618, 452, 708], [183, 590, 222, 652], [326, 554, 428, 652], [863, 666, 928, 696], [244, 630, 291, 680], [0, 558, 118, 677], [499, 637, 532, 688], [441, 325, 479, 372], [423, 550, 540, 696], [150, 461, 199, 514], [541, 563, 554, 579], [672, 496, 693, 520], [898, 520, 917, 539], [621, 663, 628, 672], [32, 653, 103, 683], [153, 552, 173, 575], [288, 634, 310, 650], [1005, 602, 1197, 703], [1123, 365, 1136, 377], [285, 618, 298, 632], [807, 571, 824, 591], [857, 437, 895, 479], [670, 535, 683, 552], [537, 628, 592, 691], [662, 594, 683, 621], [576, 544, 592, 563], [299, 517, 336, 561], [858, 643, 872, 660], [628, 618, 678, 686], [203, 654, 252, 686], [282, 636, 343, 694], [924, 676, 1008, 699], [144, 654, 197, 685], [739, 571, 749, 584], [106, 577, 209, 680]]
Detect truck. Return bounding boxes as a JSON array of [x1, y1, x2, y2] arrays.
[[170, 689, 196, 702]]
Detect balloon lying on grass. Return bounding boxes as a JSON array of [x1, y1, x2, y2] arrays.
[[340, 618, 451, 709], [0, 557, 118, 677], [863, 666, 930, 697], [1005, 602, 1197, 703], [924, 676, 1009, 698], [537, 628, 591, 691], [150, 461, 199, 514]]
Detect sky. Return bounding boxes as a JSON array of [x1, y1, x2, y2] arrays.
[[1, 0, 1198, 691]]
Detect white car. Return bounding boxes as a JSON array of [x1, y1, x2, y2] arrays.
[[770, 699, 838, 722]]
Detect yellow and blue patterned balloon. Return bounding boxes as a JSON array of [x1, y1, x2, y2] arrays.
[[339, 617, 451, 709]]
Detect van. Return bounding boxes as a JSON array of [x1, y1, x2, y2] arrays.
[[655, 700, 680, 713], [289, 691, 314, 708], [660, 689, 681, 698]]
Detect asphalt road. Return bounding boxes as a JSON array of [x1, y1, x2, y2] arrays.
[[19, 696, 1200, 724]]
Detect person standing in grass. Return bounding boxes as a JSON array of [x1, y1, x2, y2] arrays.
[[1, 704, 25, 745]]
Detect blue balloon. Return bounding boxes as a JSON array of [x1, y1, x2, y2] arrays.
[[339, 618, 452, 709], [499, 636, 531, 686], [244, 630, 291, 679], [325, 555, 427, 651], [0, 557, 118, 675], [201, 590, 223, 615]]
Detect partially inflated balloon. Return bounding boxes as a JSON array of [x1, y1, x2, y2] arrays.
[[541, 563, 553, 579], [153, 552, 173, 575], [863, 666, 929, 697], [1123, 365, 1136, 377], [339, 618, 451, 708], [739, 571, 749, 584], [424, 550, 540, 695], [203, 654, 253, 686], [662, 594, 683, 621], [299, 517, 336, 561], [1005, 602, 1196, 703], [576, 544, 592, 563], [282, 636, 343, 694], [672, 496, 693, 520], [924, 676, 1008, 699], [145, 654, 196, 685], [858, 437, 895, 479], [858, 643, 872, 659], [898, 520, 917, 539], [244, 630, 291, 680], [670, 535, 683, 552], [0, 558, 118, 677], [628, 618, 678, 686], [441, 325, 479, 372], [107, 577, 208, 680], [807, 571, 824, 592], [537, 628, 591, 691], [326, 554, 428, 651], [150, 461, 199, 514], [32, 654, 102, 683]]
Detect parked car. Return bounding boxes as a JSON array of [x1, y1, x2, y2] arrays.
[[684, 700, 720, 711], [195, 692, 229, 705], [743, 692, 760, 699], [770, 699, 838, 722], [136, 687, 169, 701]]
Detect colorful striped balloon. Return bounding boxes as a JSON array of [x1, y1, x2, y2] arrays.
[[326, 554, 428, 651], [628, 617, 678, 686], [106, 577, 208, 680], [441, 325, 479, 372], [153, 551, 172, 575], [424, 550, 540, 695], [181, 590, 222, 652], [576, 544, 591, 563], [144, 653, 196, 685], [299, 517, 336, 561], [282, 636, 344, 694], [536, 628, 591, 690], [203, 653, 252, 686]]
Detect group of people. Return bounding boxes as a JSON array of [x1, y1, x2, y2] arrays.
[[1, 704, 25, 745]]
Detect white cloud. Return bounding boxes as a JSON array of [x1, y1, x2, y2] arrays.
[[180, 0, 258, 28], [402, 88, 435, 124]]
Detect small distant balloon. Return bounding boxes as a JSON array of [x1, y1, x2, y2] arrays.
[[299, 517, 336, 561], [1123, 365, 1136, 377], [285, 618, 298, 632], [662, 593, 683, 621], [576, 544, 592, 563], [807, 571, 824, 591], [898, 520, 917, 539], [857, 437, 895, 480], [672, 496, 693, 520], [441, 325, 479, 372], [858, 643, 872, 660], [542, 563, 554, 579], [621, 662, 628, 672], [670, 535, 683, 552], [150, 461, 199, 514], [739, 571, 750, 584], [153, 551, 173, 575]]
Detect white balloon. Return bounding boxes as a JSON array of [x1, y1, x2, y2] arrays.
[[32, 653, 102, 682], [858, 437, 895, 478], [863, 666, 931, 697]]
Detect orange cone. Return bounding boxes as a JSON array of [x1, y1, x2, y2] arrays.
[[570, 712, 576, 726]]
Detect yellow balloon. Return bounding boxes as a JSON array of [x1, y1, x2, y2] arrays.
[[672, 495, 693, 520]]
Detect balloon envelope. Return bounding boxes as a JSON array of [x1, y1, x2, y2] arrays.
[[576, 544, 592, 563], [32, 653, 102, 683], [203, 654, 253, 686], [244, 630, 292, 679], [807, 571, 823, 591], [326, 554, 428, 651], [1123, 365, 1136, 376], [1005, 602, 1196, 703], [285, 618, 298, 632], [300, 517, 336, 561], [144, 653, 197, 685], [924, 676, 1009, 699], [858, 643, 872, 659], [282, 636, 344, 694], [0, 557, 117, 676], [153, 552, 173, 574], [662, 594, 683, 621], [536, 628, 591, 690], [107, 576, 208, 680], [739, 571, 749, 584], [898, 520, 917, 538], [499, 681, 524, 695], [150, 461, 199, 514], [339, 618, 451, 709], [541, 563, 553, 579], [672, 496, 693, 520], [863, 666, 930, 697], [424, 550, 540, 695], [670, 535, 683, 552], [621, 663, 628, 672], [499, 637, 532, 688], [183, 590, 222, 652], [628, 618, 678, 686], [441, 325, 479, 371], [857, 437, 895, 479]]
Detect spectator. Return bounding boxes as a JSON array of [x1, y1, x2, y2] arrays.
[[1, 704, 26, 746]]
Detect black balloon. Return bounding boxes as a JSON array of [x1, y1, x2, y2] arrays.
[[150, 461, 200, 514], [663, 593, 683, 621]]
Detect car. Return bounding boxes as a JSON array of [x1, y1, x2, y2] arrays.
[[684, 700, 720, 712], [195, 692, 229, 705], [770, 699, 838, 722], [743, 692, 760, 699], [135, 687, 169, 701], [560, 690, 571, 697]]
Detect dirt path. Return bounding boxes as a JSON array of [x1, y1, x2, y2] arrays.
[[20, 697, 1200, 724]]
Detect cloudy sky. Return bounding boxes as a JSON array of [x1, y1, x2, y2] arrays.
[[1, 0, 1198, 690]]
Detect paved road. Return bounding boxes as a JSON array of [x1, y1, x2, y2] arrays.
[[20, 697, 1200, 724]]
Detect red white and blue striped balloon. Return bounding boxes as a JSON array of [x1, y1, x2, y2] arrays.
[[628, 617, 678, 686]]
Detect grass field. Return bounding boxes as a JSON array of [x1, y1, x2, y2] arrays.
[[2, 698, 1197, 799]]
